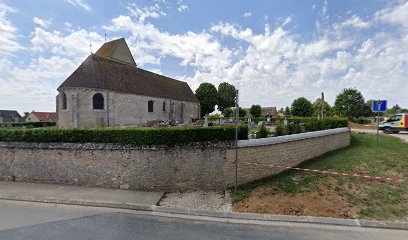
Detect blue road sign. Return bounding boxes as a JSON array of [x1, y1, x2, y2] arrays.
[[372, 100, 387, 112]]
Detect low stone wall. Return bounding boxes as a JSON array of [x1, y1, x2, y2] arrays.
[[0, 128, 350, 191]]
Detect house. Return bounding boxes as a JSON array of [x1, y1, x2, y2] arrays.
[[261, 107, 279, 118], [57, 38, 200, 128], [0, 110, 22, 124], [26, 111, 57, 122], [245, 107, 279, 118]]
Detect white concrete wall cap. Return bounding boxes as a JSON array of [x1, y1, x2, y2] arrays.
[[238, 127, 350, 148]]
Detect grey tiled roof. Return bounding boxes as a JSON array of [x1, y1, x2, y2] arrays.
[[0, 110, 21, 122]]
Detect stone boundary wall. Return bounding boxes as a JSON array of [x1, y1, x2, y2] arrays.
[[0, 128, 350, 192]]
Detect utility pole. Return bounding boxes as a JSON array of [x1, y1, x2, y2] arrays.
[[235, 89, 239, 190], [321, 92, 325, 119]]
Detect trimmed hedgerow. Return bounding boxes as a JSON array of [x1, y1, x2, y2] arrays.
[[0, 121, 56, 128], [274, 118, 348, 137], [0, 125, 249, 145]]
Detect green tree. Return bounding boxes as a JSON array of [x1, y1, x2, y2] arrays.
[[387, 104, 402, 115], [225, 107, 246, 118], [312, 98, 333, 117], [195, 83, 218, 117], [291, 97, 313, 117], [250, 105, 262, 117], [238, 107, 247, 117], [361, 100, 374, 117], [222, 107, 234, 117], [284, 107, 291, 117], [334, 88, 364, 118], [217, 82, 236, 112]]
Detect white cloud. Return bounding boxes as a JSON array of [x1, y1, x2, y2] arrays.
[[244, 12, 252, 17], [0, 3, 24, 55], [30, 28, 104, 59], [178, 5, 188, 13], [375, 1, 408, 29], [177, 0, 188, 13], [341, 15, 370, 29], [33, 17, 51, 28], [65, 0, 91, 11]]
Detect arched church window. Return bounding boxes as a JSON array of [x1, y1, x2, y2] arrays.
[[148, 100, 154, 112], [62, 92, 67, 110], [93, 93, 104, 110]]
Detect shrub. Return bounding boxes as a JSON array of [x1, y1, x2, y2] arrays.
[[257, 126, 269, 138], [274, 118, 348, 137], [0, 122, 56, 128], [275, 125, 285, 136], [0, 126, 249, 145]]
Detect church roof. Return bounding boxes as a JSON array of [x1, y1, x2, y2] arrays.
[[95, 38, 137, 67], [58, 39, 198, 103]]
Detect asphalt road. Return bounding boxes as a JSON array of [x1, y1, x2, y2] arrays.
[[0, 200, 407, 240]]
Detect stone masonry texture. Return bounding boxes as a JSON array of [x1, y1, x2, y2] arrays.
[[0, 130, 350, 192]]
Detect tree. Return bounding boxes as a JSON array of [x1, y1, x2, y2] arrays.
[[387, 104, 402, 115], [284, 107, 291, 117], [360, 100, 374, 117], [334, 88, 364, 118], [291, 97, 313, 117], [222, 108, 233, 117], [224, 107, 246, 118], [195, 83, 218, 117], [250, 105, 262, 117], [217, 82, 236, 112], [238, 107, 247, 117], [312, 98, 333, 117]]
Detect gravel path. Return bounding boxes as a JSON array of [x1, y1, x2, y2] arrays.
[[159, 191, 231, 212]]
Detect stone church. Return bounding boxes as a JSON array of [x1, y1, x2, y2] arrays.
[[57, 38, 200, 128]]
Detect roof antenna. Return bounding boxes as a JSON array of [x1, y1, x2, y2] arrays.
[[104, 33, 107, 42], [90, 42, 93, 54]]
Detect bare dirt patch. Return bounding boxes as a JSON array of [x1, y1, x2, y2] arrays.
[[234, 181, 356, 219], [349, 122, 376, 130]]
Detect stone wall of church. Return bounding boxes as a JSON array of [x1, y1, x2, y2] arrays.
[[57, 88, 199, 128]]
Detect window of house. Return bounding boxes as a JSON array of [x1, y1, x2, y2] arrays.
[[93, 93, 104, 110], [163, 101, 166, 111], [148, 100, 154, 112], [62, 92, 67, 110]]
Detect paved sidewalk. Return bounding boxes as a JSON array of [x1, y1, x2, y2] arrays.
[[0, 181, 164, 209]]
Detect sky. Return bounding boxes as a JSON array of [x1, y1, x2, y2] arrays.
[[0, 0, 408, 113]]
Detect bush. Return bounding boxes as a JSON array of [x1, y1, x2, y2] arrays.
[[274, 118, 348, 137], [275, 125, 285, 136], [0, 126, 249, 145], [257, 126, 269, 138], [0, 122, 56, 128]]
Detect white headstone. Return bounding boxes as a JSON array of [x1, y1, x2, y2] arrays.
[[204, 115, 209, 127]]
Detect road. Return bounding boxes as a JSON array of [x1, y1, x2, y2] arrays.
[[0, 200, 406, 240]]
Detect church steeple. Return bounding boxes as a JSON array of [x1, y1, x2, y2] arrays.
[[95, 38, 137, 67]]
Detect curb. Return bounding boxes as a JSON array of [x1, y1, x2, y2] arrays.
[[151, 206, 408, 230], [1, 195, 407, 231]]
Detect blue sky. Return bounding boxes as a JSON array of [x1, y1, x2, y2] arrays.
[[1, 0, 408, 113]]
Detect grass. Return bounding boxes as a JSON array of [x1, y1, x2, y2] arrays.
[[231, 132, 408, 220]]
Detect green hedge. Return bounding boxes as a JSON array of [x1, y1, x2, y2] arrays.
[[275, 118, 348, 137], [0, 126, 249, 145], [0, 122, 56, 128]]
